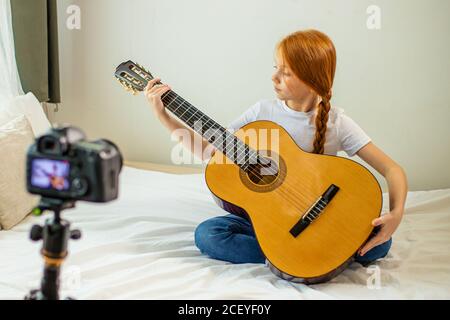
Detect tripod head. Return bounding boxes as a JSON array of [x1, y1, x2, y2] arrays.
[[25, 198, 81, 300]]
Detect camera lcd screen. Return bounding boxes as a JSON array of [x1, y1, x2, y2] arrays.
[[31, 159, 70, 191]]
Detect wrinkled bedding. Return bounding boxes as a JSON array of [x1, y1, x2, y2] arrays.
[[1, 166, 449, 299]]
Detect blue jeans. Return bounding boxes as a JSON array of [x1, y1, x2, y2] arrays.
[[194, 214, 392, 267]]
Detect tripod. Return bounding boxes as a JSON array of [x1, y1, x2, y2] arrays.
[[25, 198, 81, 300]]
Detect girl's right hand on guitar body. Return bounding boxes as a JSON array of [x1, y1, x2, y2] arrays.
[[144, 77, 171, 119]]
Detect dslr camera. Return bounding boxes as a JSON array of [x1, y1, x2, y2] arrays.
[[26, 125, 123, 202], [24, 125, 123, 300]]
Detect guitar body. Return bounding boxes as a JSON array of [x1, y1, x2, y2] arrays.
[[205, 120, 382, 284]]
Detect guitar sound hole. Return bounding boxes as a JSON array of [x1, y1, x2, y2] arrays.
[[246, 158, 279, 186], [239, 151, 286, 193]]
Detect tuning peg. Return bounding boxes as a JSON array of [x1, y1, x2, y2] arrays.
[[136, 63, 150, 74]]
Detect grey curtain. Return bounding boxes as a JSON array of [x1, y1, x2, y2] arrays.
[[10, 0, 60, 103]]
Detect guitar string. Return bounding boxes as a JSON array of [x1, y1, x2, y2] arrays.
[[162, 91, 278, 175], [130, 74, 328, 211], [129, 71, 270, 173], [162, 91, 260, 167], [159, 93, 310, 204], [159, 90, 324, 210], [118, 71, 317, 214], [140, 82, 322, 208]]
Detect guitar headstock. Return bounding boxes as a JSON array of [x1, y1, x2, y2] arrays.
[[114, 60, 155, 95]]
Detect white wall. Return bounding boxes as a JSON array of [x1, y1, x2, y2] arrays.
[[50, 0, 450, 192]]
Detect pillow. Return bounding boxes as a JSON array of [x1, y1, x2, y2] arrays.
[[0, 92, 51, 136], [0, 98, 15, 126], [0, 114, 39, 230]]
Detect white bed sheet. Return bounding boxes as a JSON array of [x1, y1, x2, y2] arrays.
[[1, 166, 449, 300]]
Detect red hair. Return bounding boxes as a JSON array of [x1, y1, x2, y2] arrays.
[[277, 29, 337, 154]]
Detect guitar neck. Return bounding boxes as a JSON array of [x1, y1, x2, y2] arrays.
[[160, 90, 221, 138], [114, 59, 258, 170], [159, 90, 256, 170]]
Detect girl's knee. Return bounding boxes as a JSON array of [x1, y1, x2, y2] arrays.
[[194, 221, 209, 252], [355, 237, 393, 266], [194, 217, 227, 252]]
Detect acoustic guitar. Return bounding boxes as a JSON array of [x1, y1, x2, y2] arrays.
[[114, 60, 382, 284]]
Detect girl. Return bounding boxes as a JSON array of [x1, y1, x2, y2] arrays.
[[145, 29, 408, 267]]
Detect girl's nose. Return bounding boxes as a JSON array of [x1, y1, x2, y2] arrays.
[[272, 73, 279, 84]]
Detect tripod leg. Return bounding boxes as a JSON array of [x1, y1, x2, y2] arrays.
[[40, 264, 60, 300], [26, 215, 69, 300], [25, 203, 81, 300]]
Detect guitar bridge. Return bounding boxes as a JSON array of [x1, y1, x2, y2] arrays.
[[289, 184, 340, 238]]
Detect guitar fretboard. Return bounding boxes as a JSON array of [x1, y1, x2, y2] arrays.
[[160, 91, 258, 170]]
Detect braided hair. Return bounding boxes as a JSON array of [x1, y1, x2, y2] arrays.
[[277, 30, 337, 154]]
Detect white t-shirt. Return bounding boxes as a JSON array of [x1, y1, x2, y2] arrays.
[[227, 99, 371, 157]]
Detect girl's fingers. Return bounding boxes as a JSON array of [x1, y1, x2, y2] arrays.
[[360, 232, 388, 256], [361, 237, 379, 255], [372, 215, 387, 227], [148, 86, 170, 100], [145, 78, 161, 92], [153, 86, 171, 96], [146, 84, 166, 95]]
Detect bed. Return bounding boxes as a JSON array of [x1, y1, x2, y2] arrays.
[[1, 162, 449, 300]]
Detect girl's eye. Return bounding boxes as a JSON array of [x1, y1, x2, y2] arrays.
[[273, 65, 290, 77]]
